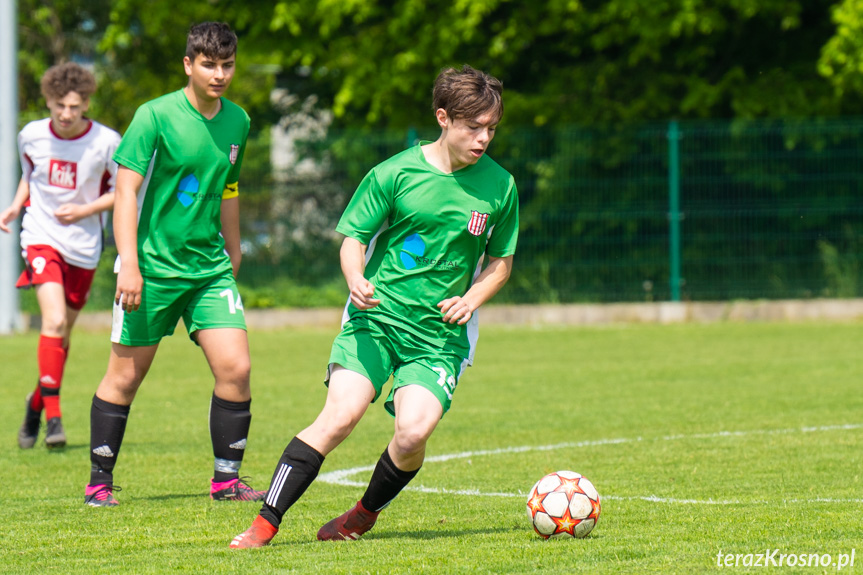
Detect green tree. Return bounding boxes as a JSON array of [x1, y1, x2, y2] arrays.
[[259, 0, 848, 129], [21, 0, 860, 131], [818, 0, 863, 102], [17, 0, 114, 124]]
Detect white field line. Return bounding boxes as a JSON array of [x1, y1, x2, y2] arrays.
[[317, 423, 863, 505]]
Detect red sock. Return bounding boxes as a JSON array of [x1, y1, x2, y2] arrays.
[[29, 386, 44, 412], [38, 335, 67, 420], [27, 340, 67, 412]]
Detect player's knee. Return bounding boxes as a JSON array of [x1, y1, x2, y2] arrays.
[[317, 407, 360, 444], [98, 371, 142, 401], [215, 357, 251, 387], [392, 426, 431, 456], [40, 313, 67, 337]]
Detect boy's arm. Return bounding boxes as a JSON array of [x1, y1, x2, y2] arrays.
[[54, 192, 115, 225], [341, 236, 380, 310], [0, 177, 31, 233], [438, 255, 514, 325], [113, 166, 145, 312], [220, 196, 241, 277]]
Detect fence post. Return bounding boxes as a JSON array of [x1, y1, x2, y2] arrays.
[[667, 120, 682, 302]]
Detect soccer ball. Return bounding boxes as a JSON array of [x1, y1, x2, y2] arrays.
[[526, 470, 601, 539]]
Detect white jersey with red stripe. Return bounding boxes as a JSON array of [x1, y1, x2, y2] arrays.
[[18, 118, 121, 269]]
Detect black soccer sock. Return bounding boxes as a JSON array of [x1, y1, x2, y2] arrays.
[[209, 394, 253, 483], [360, 446, 421, 512], [89, 395, 130, 486], [259, 436, 325, 528]]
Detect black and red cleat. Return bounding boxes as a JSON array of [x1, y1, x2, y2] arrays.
[[317, 500, 380, 541], [85, 484, 121, 507], [211, 477, 267, 501]]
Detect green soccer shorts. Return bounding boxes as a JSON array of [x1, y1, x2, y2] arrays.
[[110, 270, 247, 346], [327, 316, 469, 417]]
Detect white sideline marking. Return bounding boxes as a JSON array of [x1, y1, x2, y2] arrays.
[[317, 423, 863, 505]]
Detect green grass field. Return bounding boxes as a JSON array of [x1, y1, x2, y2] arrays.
[[1, 321, 861, 574]]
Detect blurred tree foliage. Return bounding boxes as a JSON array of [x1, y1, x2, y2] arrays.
[[17, 0, 114, 125], [14, 0, 863, 306], [16, 0, 863, 132]]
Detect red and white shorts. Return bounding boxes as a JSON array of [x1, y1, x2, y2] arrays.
[[16, 244, 96, 311]]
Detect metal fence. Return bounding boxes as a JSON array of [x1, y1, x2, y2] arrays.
[[237, 118, 863, 304]]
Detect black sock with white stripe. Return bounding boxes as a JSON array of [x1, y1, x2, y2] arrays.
[[259, 436, 325, 528], [210, 394, 252, 483], [89, 395, 130, 487]]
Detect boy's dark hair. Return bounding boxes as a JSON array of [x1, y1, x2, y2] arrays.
[[40, 62, 97, 102], [185, 22, 237, 61], [432, 65, 503, 124]]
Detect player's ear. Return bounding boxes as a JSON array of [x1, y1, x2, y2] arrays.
[[183, 56, 193, 76], [435, 108, 449, 130]]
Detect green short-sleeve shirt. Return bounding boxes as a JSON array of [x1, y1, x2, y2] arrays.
[[113, 90, 250, 278], [336, 142, 519, 361]]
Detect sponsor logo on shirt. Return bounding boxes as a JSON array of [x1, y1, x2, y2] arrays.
[[400, 233, 425, 269], [177, 174, 200, 207], [467, 211, 489, 236], [399, 233, 459, 270], [49, 159, 77, 190], [176, 173, 224, 207], [230, 144, 239, 165]]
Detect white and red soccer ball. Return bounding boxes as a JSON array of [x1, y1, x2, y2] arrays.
[[526, 470, 601, 539]]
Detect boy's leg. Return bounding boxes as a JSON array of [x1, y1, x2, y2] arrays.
[[19, 252, 95, 449], [51, 306, 80, 440], [184, 272, 262, 499], [86, 272, 191, 506], [264, 368, 374, 522], [18, 282, 67, 448], [196, 327, 265, 500], [317, 385, 442, 541], [230, 367, 375, 549], [86, 342, 158, 506]]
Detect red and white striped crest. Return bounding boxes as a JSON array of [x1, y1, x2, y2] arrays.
[[467, 211, 490, 236]]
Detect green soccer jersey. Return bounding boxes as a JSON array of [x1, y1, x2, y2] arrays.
[[113, 90, 249, 278], [336, 142, 519, 361]]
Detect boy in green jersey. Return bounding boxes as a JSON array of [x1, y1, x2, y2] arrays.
[[85, 22, 265, 507], [231, 65, 518, 548]]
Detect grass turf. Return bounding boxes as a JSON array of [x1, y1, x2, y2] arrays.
[[1, 321, 861, 573]]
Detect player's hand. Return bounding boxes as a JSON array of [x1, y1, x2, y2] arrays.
[[438, 296, 474, 325], [115, 264, 143, 313], [54, 204, 87, 225], [0, 205, 20, 233], [347, 276, 381, 310]]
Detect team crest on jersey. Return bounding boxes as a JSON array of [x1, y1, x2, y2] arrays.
[[49, 159, 77, 190], [229, 144, 239, 165], [467, 211, 490, 236]]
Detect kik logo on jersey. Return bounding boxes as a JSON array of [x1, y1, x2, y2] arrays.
[[49, 159, 77, 190], [400, 233, 425, 269], [177, 174, 200, 207]]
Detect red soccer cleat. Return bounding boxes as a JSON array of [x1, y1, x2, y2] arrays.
[[317, 500, 380, 541], [230, 515, 279, 549]]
